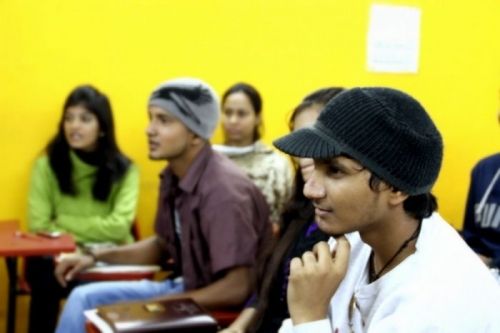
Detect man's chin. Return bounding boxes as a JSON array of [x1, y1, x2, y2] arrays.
[[148, 152, 164, 160], [316, 217, 346, 236]]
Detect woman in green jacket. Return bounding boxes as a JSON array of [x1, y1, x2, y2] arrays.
[[26, 85, 139, 333]]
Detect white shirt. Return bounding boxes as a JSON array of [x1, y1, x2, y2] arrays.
[[279, 213, 500, 333]]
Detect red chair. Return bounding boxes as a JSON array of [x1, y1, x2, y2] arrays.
[[85, 321, 100, 333], [210, 309, 240, 327]]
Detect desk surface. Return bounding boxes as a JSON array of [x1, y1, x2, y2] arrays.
[[0, 220, 76, 257]]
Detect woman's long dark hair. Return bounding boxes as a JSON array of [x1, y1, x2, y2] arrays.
[[46, 85, 131, 201], [247, 87, 345, 333]]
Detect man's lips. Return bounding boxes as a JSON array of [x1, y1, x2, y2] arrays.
[[148, 141, 159, 149], [314, 205, 333, 217]]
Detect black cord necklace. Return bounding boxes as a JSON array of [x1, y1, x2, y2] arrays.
[[368, 221, 422, 282]]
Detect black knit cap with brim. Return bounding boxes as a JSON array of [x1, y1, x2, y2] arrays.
[[273, 87, 443, 195]]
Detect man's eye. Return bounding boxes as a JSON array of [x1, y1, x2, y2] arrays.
[[327, 166, 342, 175], [159, 115, 175, 124]]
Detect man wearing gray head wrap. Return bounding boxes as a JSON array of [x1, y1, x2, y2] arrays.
[[54, 78, 271, 333], [148, 78, 219, 140]]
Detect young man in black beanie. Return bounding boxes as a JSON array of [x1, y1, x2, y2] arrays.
[[53, 78, 271, 333], [273, 87, 500, 333]]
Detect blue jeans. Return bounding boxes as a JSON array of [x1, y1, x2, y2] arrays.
[[55, 278, 185, 333]]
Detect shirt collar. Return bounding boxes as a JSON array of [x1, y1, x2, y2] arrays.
[[160, 144, 212, 194]]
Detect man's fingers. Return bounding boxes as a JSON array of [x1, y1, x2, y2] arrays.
[[54, 256, 84, 287], [332, 236, 350, 274], [65, 260, 87, 281], [290, 237, 351, 282], [55, 273, 66, 287], [54, 262, 69, 287], [301, 251, 317, 264], [289, 257, 303, 274], [64, 266, 80, 282], [311, 237, 351, 273], [312, 241, 332, 265]]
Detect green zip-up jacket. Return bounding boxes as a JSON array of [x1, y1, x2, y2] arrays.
[[28, 152, 139, 245]]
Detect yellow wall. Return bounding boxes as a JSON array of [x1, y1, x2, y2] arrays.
[[0, 0, 498, 280]]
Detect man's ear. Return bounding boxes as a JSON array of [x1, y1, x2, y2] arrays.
[[388, 190, 409, 206], [190, 133, 204, 147]]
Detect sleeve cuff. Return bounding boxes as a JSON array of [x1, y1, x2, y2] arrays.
[[292, 319, 331, 333]]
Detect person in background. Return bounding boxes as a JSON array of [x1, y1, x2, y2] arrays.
[[26, 85, 139, 333], [220, 87, 345, 333], [53, 78, 271, 333], [274, 87, 500, 333], [462, 94, 500, 269], [214, 83, 292, 232]]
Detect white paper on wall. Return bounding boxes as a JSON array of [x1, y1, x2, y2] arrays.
[[367, 4, 421, 73]]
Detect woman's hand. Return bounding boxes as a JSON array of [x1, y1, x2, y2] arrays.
[[54, 253, 95, 287], [287, 236, 350, 325]]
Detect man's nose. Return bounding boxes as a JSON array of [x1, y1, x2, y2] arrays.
[[303, 171, 326, 199], [145, 122, 155, 136]]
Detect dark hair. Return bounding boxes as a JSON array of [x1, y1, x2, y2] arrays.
[[280, 173, 312, 230], [46, 85, 131, 201], [247, 87, 344, 333], [221, 82, 263, 141], [288, 87, 345, 131], [368, 174, 438, 220], [282, 88, 345, 229], [247, 159, 313, 333]]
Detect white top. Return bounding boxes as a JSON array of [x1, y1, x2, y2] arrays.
[[279, 213, 500, 333], [212, 143, 256, 156]]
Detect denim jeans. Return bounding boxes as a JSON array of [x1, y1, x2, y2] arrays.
[[55, 278, 185, 333]]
